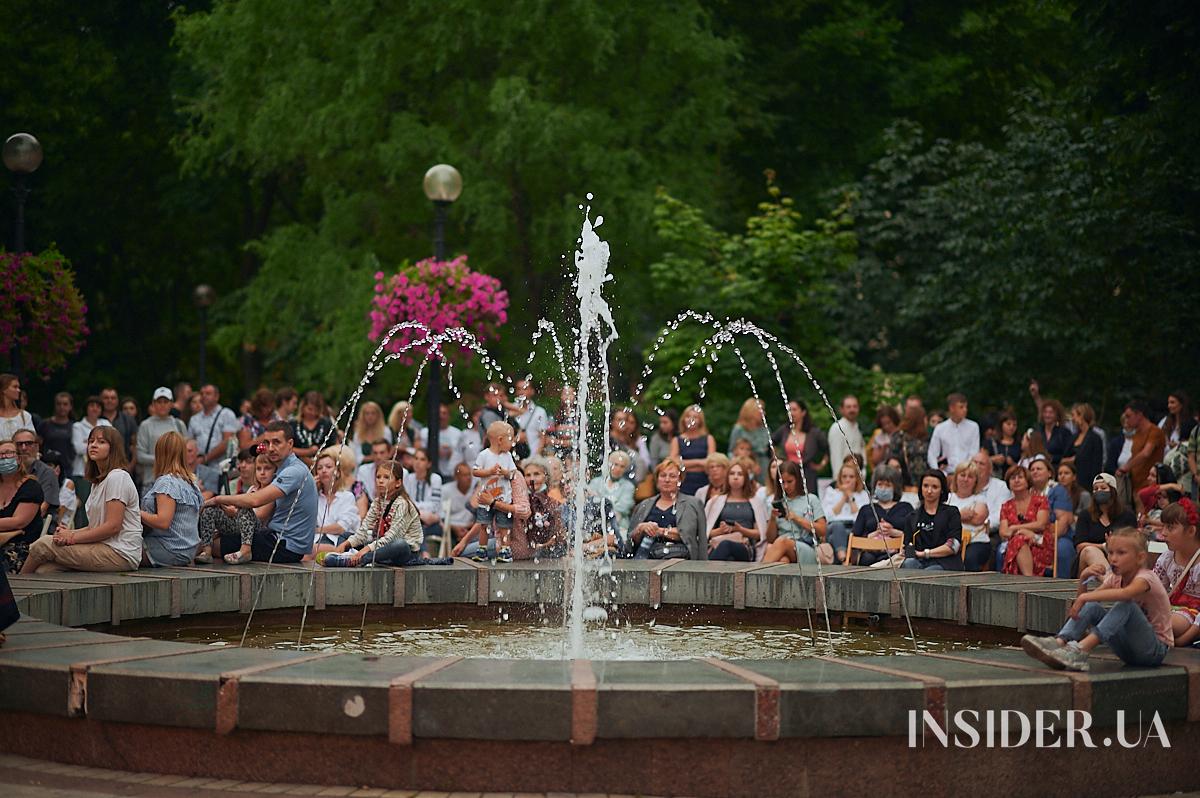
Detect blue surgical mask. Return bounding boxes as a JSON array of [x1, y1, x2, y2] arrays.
[[1094, 490, 1111, 504], [874, 486, 894, 503], [0, 457, 18, 475]]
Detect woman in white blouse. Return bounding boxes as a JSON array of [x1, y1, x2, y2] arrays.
[[947, 460, 990, 571], [822, 456, 871, 564], [311, 447, 361, 555]]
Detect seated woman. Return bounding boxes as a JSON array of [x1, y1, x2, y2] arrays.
[[404, 448, 444, 555], [998, 465, 1052, 576], [629, 458, 707, 560], [21, 426, 141, 574], [946, 460, 991, 571], [822, 457, 870, 564], [311, 447, 361, 557], [197, 453, 276, 565], [453, 463, 539, 560], [693, 452, 729, 503], [323, 461, 428, 567], [1076, 473, 1139, 575], [587, 450, 636, 532], [901, 471, 964, 571], [0, 438, 45, 573], [138, 432, 203, 568], [762, 460, 830, 565], [848, 465, 912, 566], [705, 458, 774, 561]]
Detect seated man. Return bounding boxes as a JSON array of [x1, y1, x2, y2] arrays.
[[201, 421, 316, 563], [13, 429, 58, 520]]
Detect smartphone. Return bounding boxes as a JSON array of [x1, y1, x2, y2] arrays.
[[772, 498, 787, 517]]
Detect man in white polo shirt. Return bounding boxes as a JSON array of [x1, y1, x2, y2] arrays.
[[927, 392, 980, 474]]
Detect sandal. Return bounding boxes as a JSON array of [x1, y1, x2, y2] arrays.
[[194, 551, 213, 565], [224, 550, 252, 565]]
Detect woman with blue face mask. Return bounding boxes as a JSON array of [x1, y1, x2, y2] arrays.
[[847, 465, 913, 566], [0, 438, 46, 573]]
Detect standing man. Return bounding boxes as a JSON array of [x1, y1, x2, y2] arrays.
[[509, 379, 550, 459], [417, 404, 463, 481], [12, 429, 59, 518], [99, 387, 137, 463], [1116, 400, 1167, 492], [188, 384, 240, 467], [202, 421, 316, 563], [136, 387, 188, 491], [478, 383, 507, 445], [927, 393, 980, 474], [828, 395, 865, 477], [170, 383, 193, 420]]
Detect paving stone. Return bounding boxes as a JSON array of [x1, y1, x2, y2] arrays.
[[171, 777, 221, 789], [315, 788, 357, 797]]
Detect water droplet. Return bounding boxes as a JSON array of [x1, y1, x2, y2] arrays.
[[586, 192, 594, 200], [502, 612, 510, 622], [495, 590, 504, 598]]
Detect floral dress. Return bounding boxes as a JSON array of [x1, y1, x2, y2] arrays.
[[1001, 493, 1053, 575]]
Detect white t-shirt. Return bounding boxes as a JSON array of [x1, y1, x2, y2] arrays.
[[947, 491, 989, 543], [1117, 436, 1134, 469], [444, 478, 478, 527], [821, 484, 871, 523], [828, 418, 865, 475], [417, 425, 464, 476], [188, 405, 240, 458], [85, 469, 143, 567], [403, 471, 443, 520], [0, 410, 36, 442], [474, 449, 516, 504], [516, 403, 551, 457]]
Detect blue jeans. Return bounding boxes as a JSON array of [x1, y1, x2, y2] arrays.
[[963, 541, 991, 572], [901, 558, 944, 571], [1055, 533, 1076, 578], [358, 540, 420, 567], [827, 521, 852, 562], [1056, 600, 1169, 667]]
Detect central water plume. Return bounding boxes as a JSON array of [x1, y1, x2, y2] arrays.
[[566, 197, 619, 657]]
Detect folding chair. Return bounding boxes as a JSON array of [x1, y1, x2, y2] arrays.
[[844, 534, 902, 566]]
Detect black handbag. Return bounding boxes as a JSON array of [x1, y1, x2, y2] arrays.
[[648, 539, 691, 560]]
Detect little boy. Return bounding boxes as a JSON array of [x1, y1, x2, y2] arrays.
[[465, 421, 518, 562]]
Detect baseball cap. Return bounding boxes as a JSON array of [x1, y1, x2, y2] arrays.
[[152, 387, 173, 402], [1094, 472, 1118, 490]]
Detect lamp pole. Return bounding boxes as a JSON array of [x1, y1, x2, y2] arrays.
[[4, 133, 44, 379], [194, 284, 216, 385], [422, 164, 462, 474]]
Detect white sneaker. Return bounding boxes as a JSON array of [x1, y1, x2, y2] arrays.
[[1020, 635, 1064, 668]]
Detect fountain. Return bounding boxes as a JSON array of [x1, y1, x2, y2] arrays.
[[3, 199, 1198, 798]]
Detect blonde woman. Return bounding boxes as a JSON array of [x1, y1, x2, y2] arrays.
[[312, 446, 360, 554], [947, 460, 990, 571], [694, 452, 730, 502], [350, 401, 392, 467], [22, 426, 141, 574], [387, 400, 422, 450], [728, 398, 771, 479], [669, 405, 717, 496], [821, 456, 870, 563], [139, 431, 203, 567], [587, 450, 636, 531]]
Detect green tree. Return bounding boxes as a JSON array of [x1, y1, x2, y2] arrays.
[[842, 101, 1200, 416], [640, 178, 921, 436], [174, 0, 746, 399]]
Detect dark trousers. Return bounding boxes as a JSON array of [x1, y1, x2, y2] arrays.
[[218, 528, 303, 563], [709, 540, 752, 562]]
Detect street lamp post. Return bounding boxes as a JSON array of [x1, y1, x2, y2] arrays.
[[4, 133, 44, 379], [422, 164, 463, 471], [194, 284, 216, 385]]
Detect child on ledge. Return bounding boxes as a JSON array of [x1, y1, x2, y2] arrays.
[[461, 421, 518, 563], [1021, 527, 1172, 671], [1152, 500, 1200, 647]]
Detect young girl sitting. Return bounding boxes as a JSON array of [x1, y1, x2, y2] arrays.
[[197, 453, 275, 564], [1152, 500, 1200, 647], [1022, 527, 1172, 671], [322, 461, 427, 567]]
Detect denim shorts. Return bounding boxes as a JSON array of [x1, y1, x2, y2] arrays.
[[475, 505, 513, 529]]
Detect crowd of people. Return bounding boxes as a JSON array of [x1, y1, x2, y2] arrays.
[[1, 371, 1197, 658]]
